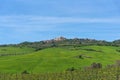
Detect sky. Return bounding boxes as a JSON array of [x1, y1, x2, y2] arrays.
[[0, 0, 120, 44]]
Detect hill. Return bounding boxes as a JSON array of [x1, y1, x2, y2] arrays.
[[0, 37, 120, 73], [0, 45, 120, 73], [2, 37, 120, 50], [0, 37, 113, 50]]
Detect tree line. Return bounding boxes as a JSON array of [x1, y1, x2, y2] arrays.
[[1, 38, 120, 50]]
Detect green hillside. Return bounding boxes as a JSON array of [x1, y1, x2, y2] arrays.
[[0, 45, 120, 73], [0, 46, 35, 56]]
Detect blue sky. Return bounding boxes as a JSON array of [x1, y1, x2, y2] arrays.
[[0, 0, 120, 44]]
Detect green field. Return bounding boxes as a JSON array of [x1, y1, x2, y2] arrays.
[[0, 45, 120, 73], [0, 47, 35, 55]]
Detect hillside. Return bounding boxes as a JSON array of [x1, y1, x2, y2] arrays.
[[0, 45, 120, 73], [2, 37, 120, 51], [0, 37, 112, 50]]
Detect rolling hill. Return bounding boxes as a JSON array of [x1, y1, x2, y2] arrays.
[[0, 44, 120, 73]]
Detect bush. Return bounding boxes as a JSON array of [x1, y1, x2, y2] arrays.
[[21, 70, 29, 74], [91, 62, 102, 69], [66, 67, 76, 72]]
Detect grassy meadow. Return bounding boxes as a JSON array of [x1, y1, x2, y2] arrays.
[[0, 45, 120, 74]]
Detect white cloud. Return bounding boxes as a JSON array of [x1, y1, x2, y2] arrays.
[[0, 15, 120, 32], [0, 15, 120, 24]]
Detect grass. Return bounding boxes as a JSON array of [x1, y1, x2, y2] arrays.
[[0, 46, 35, 55], [0, 45, 120, 73]]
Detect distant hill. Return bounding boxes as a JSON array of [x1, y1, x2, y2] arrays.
[[0, 37, 115, 50]]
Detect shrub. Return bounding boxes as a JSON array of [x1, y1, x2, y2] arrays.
[[91, 62, 102, 69], [21, 70, 29, 74], [66, 67, 76, 72]]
